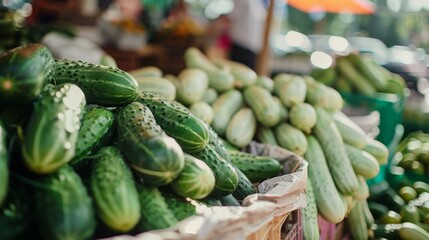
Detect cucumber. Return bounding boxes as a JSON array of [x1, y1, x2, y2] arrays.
[[192, 144, 239, 197], [211, 89, 243, 136], [138, 92, 209, 153], [274, 75, 306, 107], [399, 186, 418, 203], [229, 151, 282, 183], [99, 54, 117, 67], [161, 191, 197, 221], [304, 76, 329, 107], [302, 179, 320, 240], [345, 144, 380, 179], [332, 111, 368, 149], [184, 47, 234, 92], [348, 53, 387, 91], [189, 102, 214, 124], [35, 165, 95, 240], [362, 200, 375, 227], [353, 175, 370, 200], [322, 87, 344, 112], [371, 224, 401, 239], [21, 83, 86, 174], [89, 146, 140, 232], [221, 138, 239, 151], [255, 75, 274, 93], [0, 43, 55, 107], [400, 205, 420, 224], [213, 58, 257, 88], [413, 181, 429, 195], [170, 154, 215, 199], [363, 139, 389, 165], [128, 66, 162, 78], [255, 125, 278, 146], [289, 102, 316, 134], [232, 166, 256, 201], [52, 59, 139, 106], [336, 76, 353, 94], [336, 56, 376, 96], [304, 136, 346, 224], [135, 76, 176, 101], [382, 189, 406, 213], [200, 197, 223, 206], [313, 107, 359, 195], [226, 108, 256, 148], [273, 96, 288, 122], [201, 87, 218, 104], [368, 202, 390, 220], [136, 186, 178, 231], [275, 123, 307, 156], [219, 194, 241, 206], [399, 222, 429, 240], [207, 125, 231, 162], [244, 85, 281, 127], [0, 120, 7, 206], [341, 194, 354, 215], [116, 102, 184, 186], [347, 200, 369, 240], [176, 68, 209, 105], [70, 107, 115, 169]]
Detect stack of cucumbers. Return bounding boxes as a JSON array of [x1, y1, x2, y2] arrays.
[[0, 43, 285, 240], [130, 48, 400, 239]]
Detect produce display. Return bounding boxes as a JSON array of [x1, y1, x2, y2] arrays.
[[0, 43, 288, 240]]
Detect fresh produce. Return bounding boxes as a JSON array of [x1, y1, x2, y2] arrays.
[[302, 179, 320, 240], [116, 102, 184, 186], [176, 68, 208, 105], [128, 66, 163, 78], [229, 151, 282, 183], [289, 102, 316, 134], [332, 111, 368, 149], [254, 75, 274, 93], [21, 83, 86, 174], [345, 144, 380, 179], [189, 102, 214, 124], [232, 166, 256, 201], [213, 58, 257, 88], [244, 85, 282, 127], [275, 123, 307, 156], [226, 108, 257, 148], [135, 77, 176, 101], [274, 74, 306, 107], [211, 89, 243, 136], [347, 200, 369, 240]]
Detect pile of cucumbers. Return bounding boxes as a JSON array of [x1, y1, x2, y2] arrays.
[[311, 53, 406, 96], [368, 180, 429, 239], [0, 43, 284, 240]]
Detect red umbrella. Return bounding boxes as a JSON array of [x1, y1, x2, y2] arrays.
[[286, 0, 376, 14]]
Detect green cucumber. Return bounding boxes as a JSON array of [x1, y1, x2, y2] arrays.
[[135, 76, 176, 101], [21, 83, 86, 174], [336, 56, 376, 96], [255, 125, 278, 146], [304, 76, 329, 107], [117, 102, 184, 186], [313, 107, 359, 195], [0, 120, 7, 206], [201, 87, 218, 104], [219, 194, 241, 206], [213, 59, 257, 88], [52, 59, 139, 106], [89, 146, 140, 232], [322, 87, 344, 112], [229, 151, 282, 183], [289, 102, 316, 134], [99, 54, 117, 67], [211, 89, 243, 136], [226, 108, 257, 148], [255, 75, 274, 93], [208, 125, 231, 162], [176, 68, 209, 105], [302, 179, 320, 240], [138, 92, 209, 153], [162, 191, 197, 221], [136, 186, 178, 231], [221, 138, 239, 151], [363, 139, 389, 165], [345, 144, 380, 179], [348, 53, 387, 91], [170, 154, 215, 199], [400, 205, 420, 224], [362, 200, 375, 227], [273, 96, 288, 122], [70, 107, 115, 169], [192, 144, 239, 197], [347, 200, 369, 240], [353, 175, 370, 200], [200, 197, 223, 206], [0, 43, 55, 107], [275, 123, 307, 156], [35, 165, 95, 240], [368, 202, 390, 220], [274, 75, 306, 107], [232, 166, 256, 201], [128, 66, 162, 78], [332, 111, 368, 149], [399, 222, 429, 240], [305, 136, 345, 224], [189, 102, 214, 125], [244, 85, 281, 127], [371, 224, 401, 239]]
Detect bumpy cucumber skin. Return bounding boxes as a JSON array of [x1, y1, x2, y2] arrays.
[[70, 107, 115, 168], [117, 102, 184, 186], [0, 43, 55, 107], [35, 165, 95, 240], [89, 146, 141, 232], [138, 92, 209, 153], [21, 83, 86, 174], [229, 151, 282, 183], [302, 179, 320, 240], [232, 167, 256, 201], [52, 59, 139, 106]]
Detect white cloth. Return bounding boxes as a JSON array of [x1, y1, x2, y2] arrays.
[[228, 0, 266, 53]]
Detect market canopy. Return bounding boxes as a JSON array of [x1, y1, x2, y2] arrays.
[[286, 0, 376, 14]]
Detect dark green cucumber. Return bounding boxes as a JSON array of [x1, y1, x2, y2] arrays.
[[371, 224, 401, 239], [170, 154, 215, 199], [232, 166, 256, 201], [200, 197, 223, 206], [35, 165, 95, 240], [52, 59, 139, 106], [368, 202, 389, 220], [117, 102, 184, 186], [208, 125, 231, 162], [21, 83, 86, 174], [162, 191, 197, 221], [0, 43, 55, 107], [192, 144, 239, 197], [70, 107, 115, 169], [229, 151, 282, 183], [136, 185, 178, 231], [219, 194, 241, 206], [255, 125, 278, 146], [89, 146, 140, 233], [138, 92, 209, 153], [0, 120, 7, 206]]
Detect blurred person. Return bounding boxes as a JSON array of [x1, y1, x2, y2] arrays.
[[228, 0, 266, 70]]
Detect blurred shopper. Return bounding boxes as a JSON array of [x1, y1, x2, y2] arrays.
[[228, 0, 266, 70]]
